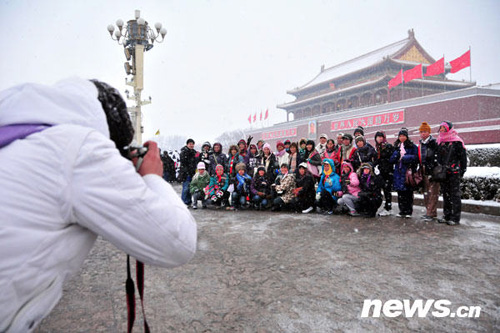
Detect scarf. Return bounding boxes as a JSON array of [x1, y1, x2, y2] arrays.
[[229, 155, 237, 174], [236, 173, 248, 191], [437, 129, 466, 148], [361, 173, 371, 188], [276, 149, 286, 158], [341, 143, 353, 160]]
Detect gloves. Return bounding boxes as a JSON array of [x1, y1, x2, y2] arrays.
[[216, 190, 223, 198], [316, 192, 321, 201]]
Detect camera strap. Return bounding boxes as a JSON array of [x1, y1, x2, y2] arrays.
[[126, 255, 150, 333]]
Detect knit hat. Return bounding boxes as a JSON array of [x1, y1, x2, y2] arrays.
[[215, 164, 224, 172], [197, 162, 206, 170], [284, 139, 291, 145], [353, 126, 364, 136], [319, 133, 328, 139], [398, 127, 409, 138], [202, 141, 211, 149], [355, 135, 366, 144], [263, 143, 272, 151], [440, 121, 453, 132], [257, 166, 266, 173], [91, 80, 134, 157], [419, 122, 431, 132], [249, 144, 257, 151], [238, 139, 246, 146], [276, 141, 285, 148], [186, 138, 195, 145], [298, 162, 308, 169], [342, 133, 353, 142], [235, 162, 246, 172]]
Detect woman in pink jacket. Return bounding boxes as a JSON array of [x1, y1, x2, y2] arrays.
[[337, 161, 361, 216]]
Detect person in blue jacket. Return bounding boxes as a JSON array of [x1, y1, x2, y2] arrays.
[[389, 128, 418, 218], [315, 158, 341, 214]]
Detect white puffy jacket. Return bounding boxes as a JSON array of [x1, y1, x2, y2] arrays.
[[0, 78, 197, 332]]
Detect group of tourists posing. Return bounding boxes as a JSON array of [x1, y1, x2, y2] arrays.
[[174, 121, 467, 225]]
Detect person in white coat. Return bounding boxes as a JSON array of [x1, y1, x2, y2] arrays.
[[0, 77, 197, 332]]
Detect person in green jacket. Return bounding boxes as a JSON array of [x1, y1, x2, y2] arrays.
[[190, 162, 211, 209]]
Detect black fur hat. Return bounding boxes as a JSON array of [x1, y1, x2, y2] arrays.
[[90, 80, 134, 156]]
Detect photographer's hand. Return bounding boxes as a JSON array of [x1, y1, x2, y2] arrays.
[[137, 141, 163, 177]]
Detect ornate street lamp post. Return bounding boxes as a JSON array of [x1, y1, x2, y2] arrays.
[[107, 9, 167, 144]]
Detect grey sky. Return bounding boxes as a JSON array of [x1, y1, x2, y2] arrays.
[[1, 0, 499, 146]]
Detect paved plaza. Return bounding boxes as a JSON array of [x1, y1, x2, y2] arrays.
[[38, 186, 500, 332]]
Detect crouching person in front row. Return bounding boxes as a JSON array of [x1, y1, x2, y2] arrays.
[[229, 162, 252, 210], [355, 163, 383, 217], [250, 166, 272, 210], [336, 161, 360, 216], [292, 162, 316, 213], [190, 162, 211, 209], [271, 164, 296, 211], [206, 164, 230, 208], [315, 159, 341, 214]]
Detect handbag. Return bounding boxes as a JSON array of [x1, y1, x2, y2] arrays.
[[431, 165, 447, 182], [405, 166, 423, 187], [431, 144, 453, 182]]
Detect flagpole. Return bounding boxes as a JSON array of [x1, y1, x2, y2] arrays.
[[401, 66, 404, 100], [443, 54, 446, 93], [469, 46, 472, 83], [420, 64, 423, 97]]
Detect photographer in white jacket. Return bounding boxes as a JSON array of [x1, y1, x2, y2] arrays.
[[0, 77, 197, 332]]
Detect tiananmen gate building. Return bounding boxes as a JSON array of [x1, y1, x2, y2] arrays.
[[250, 30, 500, 146]]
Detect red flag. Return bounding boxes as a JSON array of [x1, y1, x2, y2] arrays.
[[404, 64, 422, 83], [248, 114, 251, 124], [450, 50, 471, 73], [388, 69, 403, 90], [264, 109, 269, 120], [424, 57, 444, 77], [329, 83, 336, 90], [260, 111, 263, 121], [253, 113, 257, 123]]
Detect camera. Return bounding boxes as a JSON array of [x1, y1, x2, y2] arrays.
[[124, 146, 149, 171]]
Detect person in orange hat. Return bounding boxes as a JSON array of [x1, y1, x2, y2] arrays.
[[418, 122, 440, 221]]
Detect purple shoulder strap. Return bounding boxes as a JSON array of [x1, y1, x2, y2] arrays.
[[0, 124, 51, 149]]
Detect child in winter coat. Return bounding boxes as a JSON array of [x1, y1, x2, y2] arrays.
[[229, 163, 252, 210], [206, 164, 230, 208], [250, 166, 272, 210], [337, 161, 361, 216], [189, 162, 211, 209], [355, 163, 383, 217], [315, 159, 341, 214]]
